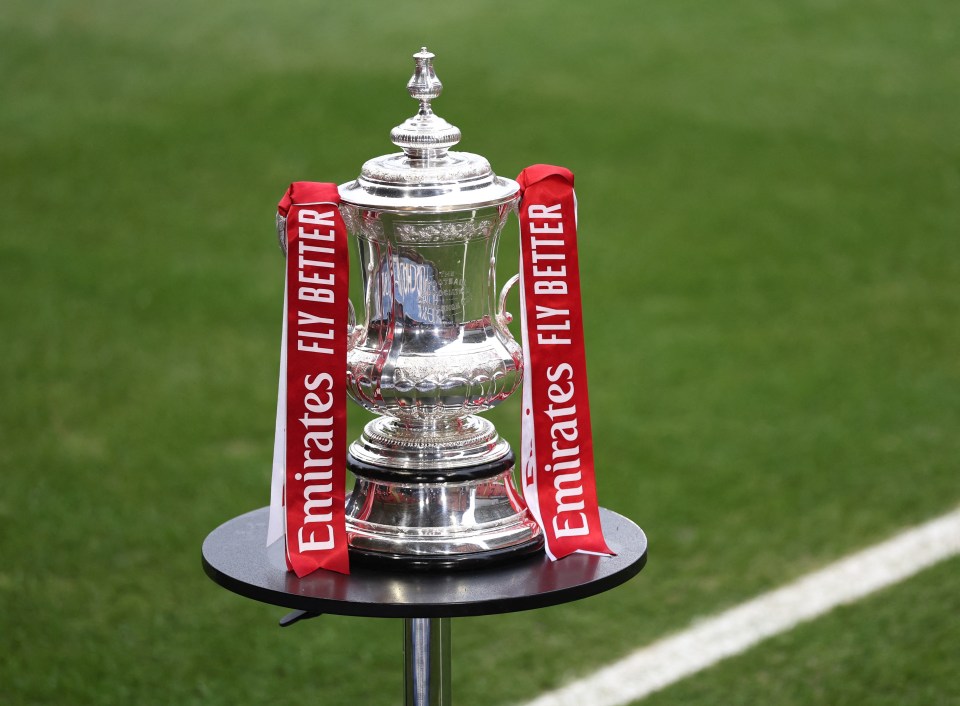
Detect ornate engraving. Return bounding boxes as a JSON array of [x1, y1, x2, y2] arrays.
[[394, 218, 496, 243], [341, 206, 386, 242], [346, 344, 521, 425], [358, 153, 490, 185], [364, 416, 495, 451]]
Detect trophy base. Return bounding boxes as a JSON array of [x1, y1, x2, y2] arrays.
[[344, 452, 544, 571], [349, 537, 544, 571], [348, 415, 512, 471]]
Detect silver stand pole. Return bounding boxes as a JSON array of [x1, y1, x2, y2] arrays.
[[404, 617, 451, 706]]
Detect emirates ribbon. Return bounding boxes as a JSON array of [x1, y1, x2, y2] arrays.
[[266, 182, 350, 577], [517, 165, 613, 560]]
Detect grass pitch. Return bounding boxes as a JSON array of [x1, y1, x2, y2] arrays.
[[2, 1, 959, 705], [640, 555, 960, 706]]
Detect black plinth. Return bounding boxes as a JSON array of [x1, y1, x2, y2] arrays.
[[202, 507, 647, 619]]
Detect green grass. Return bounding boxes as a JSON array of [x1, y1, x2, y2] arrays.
[[640, 555, 960, 706], [2, 1, 959, 704]]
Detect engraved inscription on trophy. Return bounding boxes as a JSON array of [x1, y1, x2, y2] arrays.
[[385, 253, 465, 326]]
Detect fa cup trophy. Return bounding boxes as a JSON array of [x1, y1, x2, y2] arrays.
[[337, 48, 543, 567]]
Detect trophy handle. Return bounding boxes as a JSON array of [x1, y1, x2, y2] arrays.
[[346, 299, 364, 352], [497, 273, 520, 327]]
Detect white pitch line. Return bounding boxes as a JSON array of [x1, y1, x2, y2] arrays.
[[522, 507, 960, 706]]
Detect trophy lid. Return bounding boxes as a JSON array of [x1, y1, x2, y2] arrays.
[[339, 48, 519, 213]]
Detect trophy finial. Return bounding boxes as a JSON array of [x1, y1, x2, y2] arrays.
[[408, 47, 442, 112], [391, 47, 461, 158]]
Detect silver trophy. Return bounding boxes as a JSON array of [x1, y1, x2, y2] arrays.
[[338, 48, 543, 567]]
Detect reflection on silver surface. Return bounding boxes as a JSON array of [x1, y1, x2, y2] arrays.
[[405, 617, 451, 706], [345, 470, 540, 557]]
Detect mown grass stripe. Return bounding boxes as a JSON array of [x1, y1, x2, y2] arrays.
[[522, 507, 960, 706]]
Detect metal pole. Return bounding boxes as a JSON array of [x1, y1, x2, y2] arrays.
[[404, 617, 451, 706]]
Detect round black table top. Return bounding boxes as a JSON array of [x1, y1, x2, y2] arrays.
[[202, 507, 647, 619]]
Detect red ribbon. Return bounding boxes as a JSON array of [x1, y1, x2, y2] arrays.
[[278, 182, 350, 576], [517, 165, 613, 560]]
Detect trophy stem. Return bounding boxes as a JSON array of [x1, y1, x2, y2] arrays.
[[404, 617, 451, 706], [348, 415, 513, 472]]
